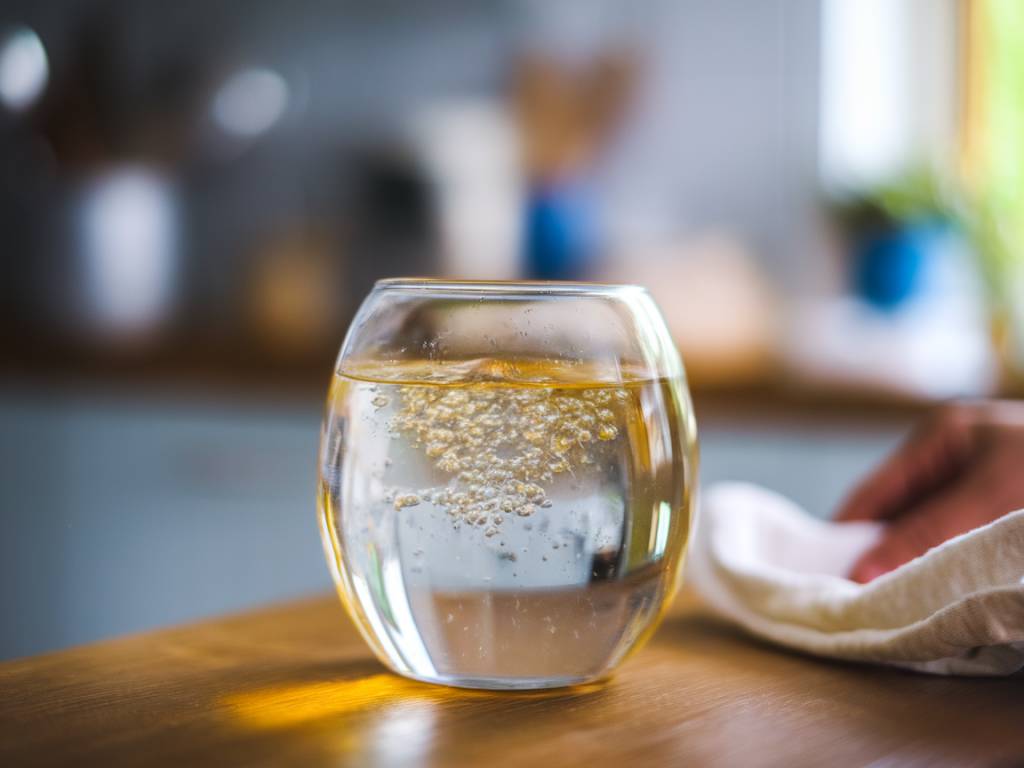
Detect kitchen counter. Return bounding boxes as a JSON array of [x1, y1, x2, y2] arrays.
[[2, 592, 1021, 767]]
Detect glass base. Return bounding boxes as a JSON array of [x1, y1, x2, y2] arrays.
[[403, 671, 605, 691]]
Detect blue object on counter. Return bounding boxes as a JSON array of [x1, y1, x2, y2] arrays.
[[853, 219, 946, 310], [524, 179, 596, 280]]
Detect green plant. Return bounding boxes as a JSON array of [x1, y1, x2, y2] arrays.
[[827, 167, 960, 239]]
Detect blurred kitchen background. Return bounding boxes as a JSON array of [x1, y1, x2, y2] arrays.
[[3, 0, 1023, 660]]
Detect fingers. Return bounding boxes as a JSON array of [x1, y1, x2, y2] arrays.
[[847, 471, 992, 583], [835, 407, 975, 523], [842, 401, 1024, 582]]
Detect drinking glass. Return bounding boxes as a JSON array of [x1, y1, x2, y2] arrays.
[[318, 279, 697, 689]]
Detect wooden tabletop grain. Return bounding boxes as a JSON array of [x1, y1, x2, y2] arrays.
[[2, 591, 1022, 768]]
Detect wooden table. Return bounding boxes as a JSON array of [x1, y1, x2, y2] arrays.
[[2, 592, 1022, 768]]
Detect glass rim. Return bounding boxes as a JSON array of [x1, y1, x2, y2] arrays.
[[373, 277, 649, 297]]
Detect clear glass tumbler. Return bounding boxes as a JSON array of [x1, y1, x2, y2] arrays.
[[318, 279, 697, 689]]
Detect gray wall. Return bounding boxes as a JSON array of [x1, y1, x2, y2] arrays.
[[599, 0, 821, 289], [4, 0, 822, 285]]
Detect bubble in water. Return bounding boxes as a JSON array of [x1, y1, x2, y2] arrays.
[[387, 382, 625, 528], [393, 493, 421, 510]]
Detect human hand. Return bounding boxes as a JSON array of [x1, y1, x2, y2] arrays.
[[835, 400, 1024, 583]]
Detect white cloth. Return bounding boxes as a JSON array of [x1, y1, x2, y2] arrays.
[[687, 483, 1024, 676]]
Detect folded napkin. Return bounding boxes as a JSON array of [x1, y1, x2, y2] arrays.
[[687, 483, 1024, 676]]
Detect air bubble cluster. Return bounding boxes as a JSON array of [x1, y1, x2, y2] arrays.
[[388, 384, 624, 525]]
